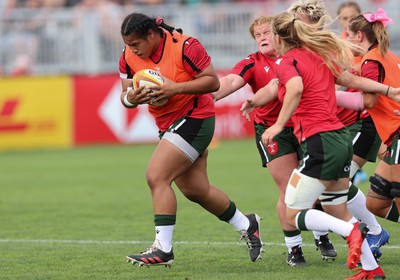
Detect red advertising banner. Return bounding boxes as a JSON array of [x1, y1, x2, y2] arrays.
[[74, 72, 255, 145]]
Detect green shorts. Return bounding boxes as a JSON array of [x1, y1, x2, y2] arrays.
[[160, 116, 215, 162], [254, 122, 302, 167], [299, 128, 352, 180], [383, 132, 400, 165]]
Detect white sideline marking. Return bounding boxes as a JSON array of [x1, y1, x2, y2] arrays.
[[0, 239, 399, 249]]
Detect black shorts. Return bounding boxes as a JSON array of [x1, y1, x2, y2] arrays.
[[352, 116, 381, 162]]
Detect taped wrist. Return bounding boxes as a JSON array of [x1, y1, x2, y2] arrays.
[[123, 87, 136, 108]]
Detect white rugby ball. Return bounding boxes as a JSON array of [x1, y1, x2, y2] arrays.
[[133, 69, 167, 106]]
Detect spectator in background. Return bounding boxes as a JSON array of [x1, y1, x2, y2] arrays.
[[1, 0, 39, 75], [73, 0, 123, 62], [65, 0, 81, 6], [41, 0, 67, 8], [10, 54, 31, 76]]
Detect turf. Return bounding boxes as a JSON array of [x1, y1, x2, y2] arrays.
[[0, 139, 397, 279]]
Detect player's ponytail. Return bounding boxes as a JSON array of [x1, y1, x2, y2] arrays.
[[155, 16, 183, 43], [348, 12, 392, 57]]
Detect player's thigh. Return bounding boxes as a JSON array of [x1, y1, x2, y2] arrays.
[[267, 153, 299, 193], [148, 116, 215, 182], [147, 139, 193, 184], [174, 150, 210, 195], [285, 169, 325, 210], [254, 123, 301, 167], [163, 116, 215, 160]]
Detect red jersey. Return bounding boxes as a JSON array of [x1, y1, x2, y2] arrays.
[[275, 48, 343, 143], [361, 47, 400, 145], [231, 52, 292, 127], [119, 32, 214, 131], [336, 56, 363, 127]]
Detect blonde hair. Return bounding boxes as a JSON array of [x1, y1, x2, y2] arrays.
[[287, 0, 326, 24], [348, 14, 390, 57], [249, 16, 273, 39], [272, 11, 355, 76]]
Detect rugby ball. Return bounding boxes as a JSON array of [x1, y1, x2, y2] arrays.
[[132, 69, 167, 106]]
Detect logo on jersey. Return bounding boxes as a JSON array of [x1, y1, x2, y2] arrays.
[[267, 140, 279, 155], [275, 58, 283, 65], [264, 66, 270, 73]]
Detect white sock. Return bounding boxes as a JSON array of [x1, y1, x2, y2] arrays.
[[349, 161, 360, 179], [229, 209, 250, 231], [348, 188, 382, 235], [300, 209, 354, 237], [285, 234, 302, 252], [360, 239, 379, 271], [155, 225, 174, 252], [312, 230, 329, 240]]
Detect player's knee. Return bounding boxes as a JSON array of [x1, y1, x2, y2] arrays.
[[390, 181, 400, 197], [286, 210, 298, 226], [145, 168, 170, 190], [319, 189, 348, 206], [145, 171, 158, 188], [369, 174, 392, 198]]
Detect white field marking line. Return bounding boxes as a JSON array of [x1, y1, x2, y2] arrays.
[[0, 239, 399, 249]]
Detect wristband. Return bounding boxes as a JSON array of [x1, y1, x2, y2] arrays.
[[123, 87, 136, 107], [385, 86, 390, 96]]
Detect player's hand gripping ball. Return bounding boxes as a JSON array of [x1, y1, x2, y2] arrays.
[[132, 69, 167, 106]]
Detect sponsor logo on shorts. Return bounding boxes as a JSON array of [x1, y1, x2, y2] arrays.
[[267, 140, 279, 155], [344, 165, 350, 172]]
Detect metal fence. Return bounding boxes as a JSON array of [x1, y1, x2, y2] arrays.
[[1, 1, 399, 76]]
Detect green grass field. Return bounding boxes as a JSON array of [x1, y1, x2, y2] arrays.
[[0, 139, 398, 280]]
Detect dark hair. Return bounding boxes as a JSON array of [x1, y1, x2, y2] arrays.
[[120, 13, 183, 43]]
